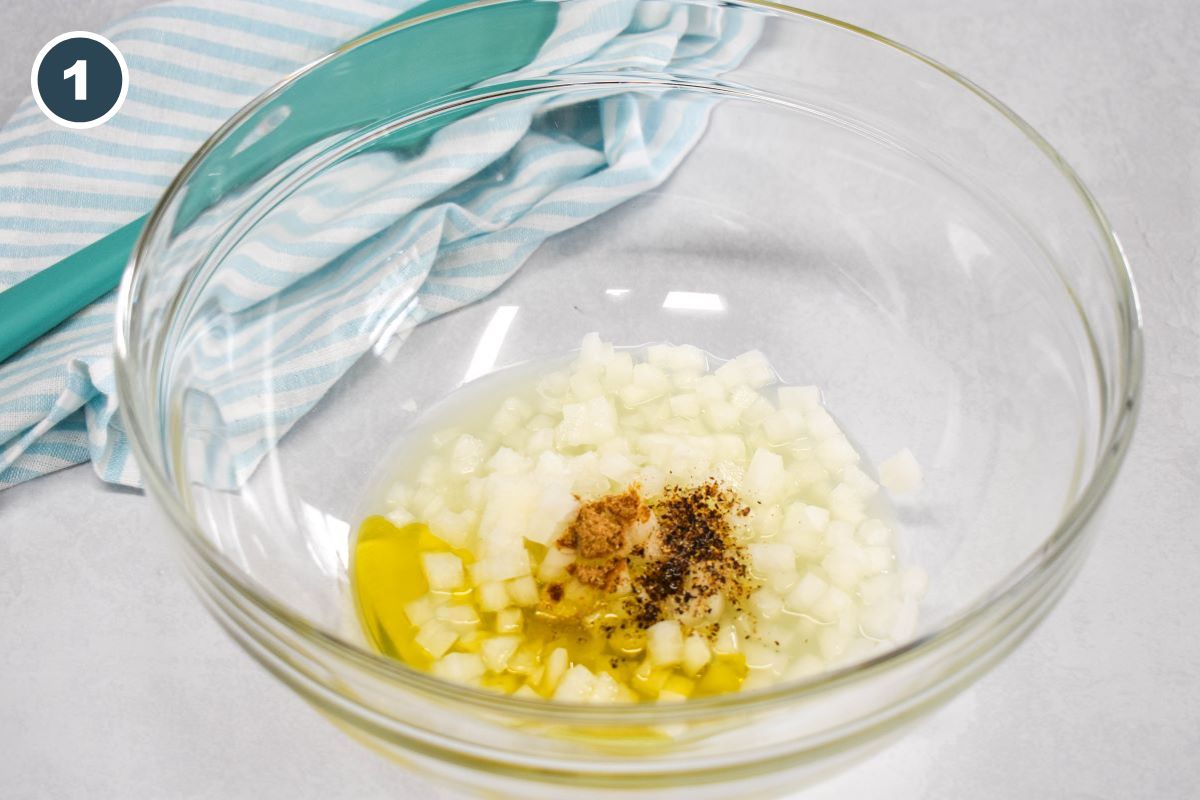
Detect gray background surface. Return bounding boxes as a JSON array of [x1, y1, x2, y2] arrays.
[[1, 1, 1198, 797]]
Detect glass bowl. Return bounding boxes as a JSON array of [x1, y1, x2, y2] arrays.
[[113, 0, 1142, 795]]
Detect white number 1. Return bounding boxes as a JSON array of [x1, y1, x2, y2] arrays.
[[63, 59, 87, 101]]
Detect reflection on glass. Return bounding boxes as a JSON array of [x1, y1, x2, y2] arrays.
[[462, 305, 520, 383], [662, 290, 726, 312], [298, 501, 350, 578]]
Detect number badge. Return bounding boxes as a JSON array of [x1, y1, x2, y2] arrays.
[[31, 31, 128, 129]]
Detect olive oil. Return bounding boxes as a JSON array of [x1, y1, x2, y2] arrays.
[[352, 515, 748, 700]]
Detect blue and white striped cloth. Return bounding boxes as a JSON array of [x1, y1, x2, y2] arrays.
[[0, 0, 759, 492]]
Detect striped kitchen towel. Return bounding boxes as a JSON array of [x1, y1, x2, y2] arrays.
[[0, 0, 760, 491]]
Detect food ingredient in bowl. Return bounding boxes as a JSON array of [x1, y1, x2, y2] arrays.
[[352, 335, 927, 702], [879, 448, 924, 493]]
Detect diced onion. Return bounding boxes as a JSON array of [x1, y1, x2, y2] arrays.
[[369, 336, 925, 704], [421, 552, 464, 592], [647, 620, 684, 667], [880, 448, 923, 493]]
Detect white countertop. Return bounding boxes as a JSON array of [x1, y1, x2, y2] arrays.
[[2, 1, 1198, 797]]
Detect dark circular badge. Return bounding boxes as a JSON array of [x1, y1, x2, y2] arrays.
[[31, 32, 128, 129]]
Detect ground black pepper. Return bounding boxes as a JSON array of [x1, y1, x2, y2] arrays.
[[545, 480, 756, 646], [627, 480, 753, 629]]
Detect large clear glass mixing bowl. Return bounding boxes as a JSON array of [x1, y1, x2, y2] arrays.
[[113, 1, 1142, 795]]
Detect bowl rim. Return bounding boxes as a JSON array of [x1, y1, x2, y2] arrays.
[[113, 0, 1144, 723]]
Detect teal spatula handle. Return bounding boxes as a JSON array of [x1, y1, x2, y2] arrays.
[[0, 217, 145, 362]]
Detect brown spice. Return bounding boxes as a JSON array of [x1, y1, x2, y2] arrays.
[[567, 559, 628, 593], [558, 485, 648, 559], [549, 480, 754, 636], [556, 485, 650, 592]]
